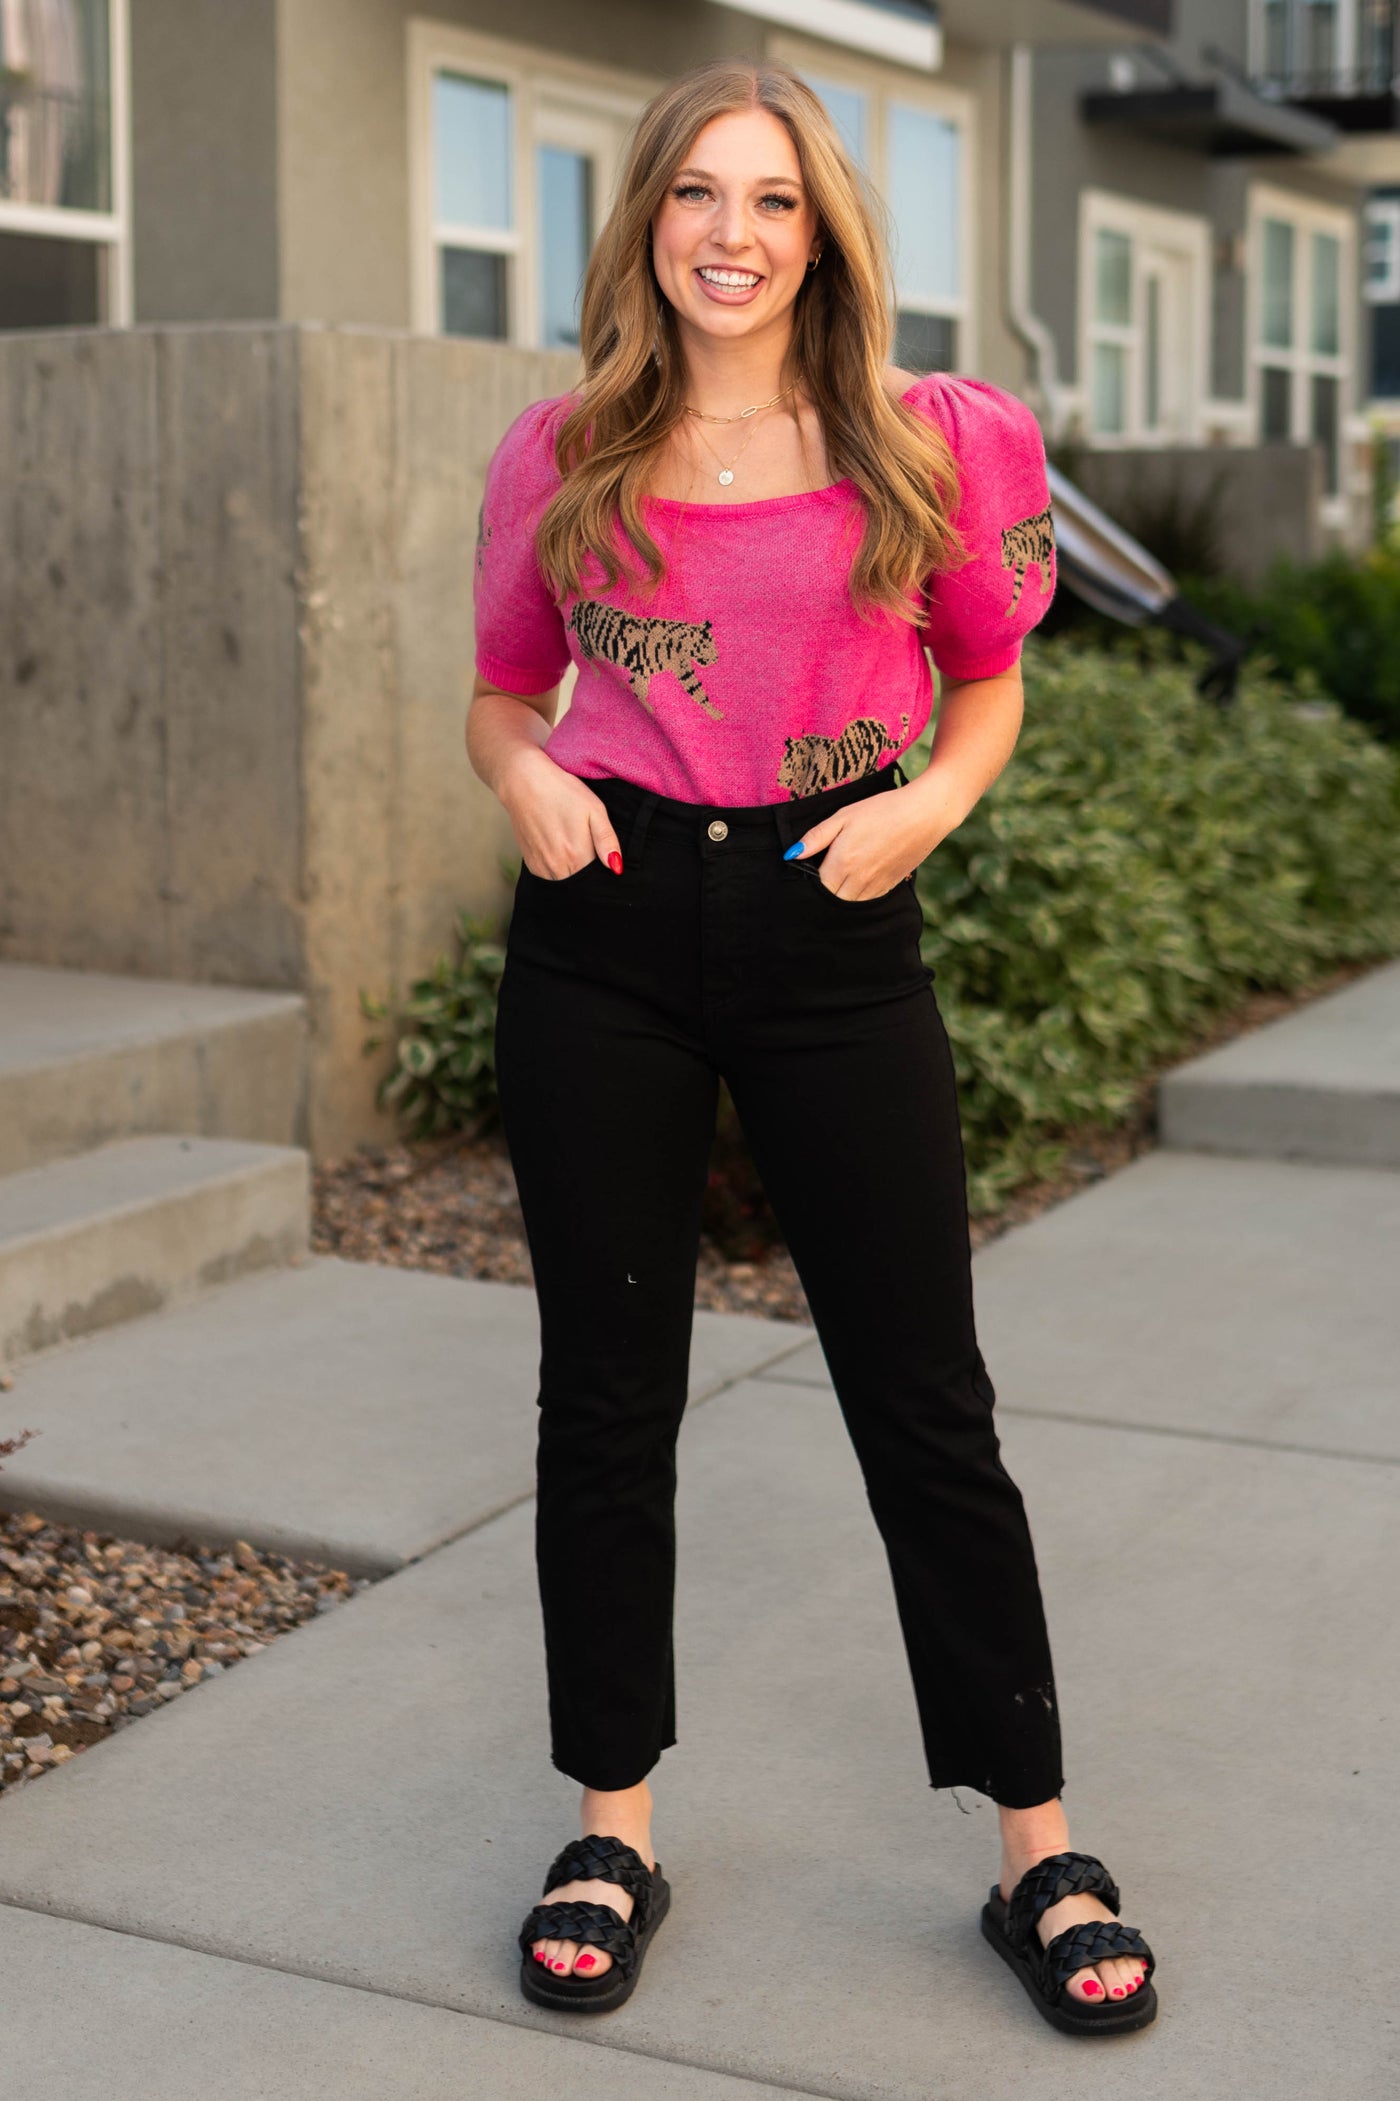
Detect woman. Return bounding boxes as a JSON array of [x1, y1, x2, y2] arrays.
[[466, 57, 1157, 2039]]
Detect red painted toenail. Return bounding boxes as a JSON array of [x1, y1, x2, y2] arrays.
[[532, 1951, 545, 1963], [1111, 1987, 1124, 1998], [576, 1954, 596, 1970], [1082, 1980, 1102, 1997]]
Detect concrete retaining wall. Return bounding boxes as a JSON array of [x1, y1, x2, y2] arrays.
[[0, 324, 578, 1157]]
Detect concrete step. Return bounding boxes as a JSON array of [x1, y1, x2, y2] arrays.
[[1159, 957, 1400, 1167], [0, 1256, 812, 1570], [0, 962, 306, 1175], [0, 1135, 308, 1367]]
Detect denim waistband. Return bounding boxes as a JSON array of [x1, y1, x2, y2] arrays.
[[584, 755, 908, 865]]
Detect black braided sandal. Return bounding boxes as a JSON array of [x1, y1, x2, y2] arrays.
[[517, 1832, 671, 2013], [981, 1850, 1158, 2037]]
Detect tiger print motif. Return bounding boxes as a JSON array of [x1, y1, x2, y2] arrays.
[[776, 712, 911, 799], [1000, 502, 1055, 612], [568, 600, 722, 719]]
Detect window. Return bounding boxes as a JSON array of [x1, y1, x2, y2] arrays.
[[796, 60, 970, 375], [410, 24, 646, 348], [1252, 0, 1395, 94], [1250, 186, 1352, 499], [0, 0, 128, 329], [1080, 193, 1209, 444], [1363, 194, 1400, 303]]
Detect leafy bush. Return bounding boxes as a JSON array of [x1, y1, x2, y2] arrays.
[[365, 635, 1400, 1220], [360, 909, 506, 1141], [1173, 547, 1400, 745], [916, 631, 1400, 1209]]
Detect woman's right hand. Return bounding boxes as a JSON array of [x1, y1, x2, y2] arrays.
[[499, 747, 625, 880]]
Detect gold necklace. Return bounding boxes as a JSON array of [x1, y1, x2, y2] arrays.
[[687, 412, 766, 487], [683, 385, 796, 426]]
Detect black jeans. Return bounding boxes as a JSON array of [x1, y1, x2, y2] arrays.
[[493, 758, 1063, 1810]]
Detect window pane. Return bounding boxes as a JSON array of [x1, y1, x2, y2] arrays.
[[434, 73, 512, 230], [1311, 230, 1340, 353], [1262, 0, 1290, 80], [887, 104, 959, 305], [802, 73, 868, 166], [1365, 200, 1400, 302], [1094, 228, 1132, 326], [1261, 364, 1292, 440], [538, 145, 591, 350], [0, 0, 111, 212], [1311, 371, 1339, 493], [442, 248, 507, 338], [895, 310, 956, 375], [1261, 218, 1295, 348], [1144, 273, 1161, 427], [1092, 342, 1126, 433], [0, 226, 102, 327]]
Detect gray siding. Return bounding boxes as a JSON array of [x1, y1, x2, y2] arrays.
[[130, 0, 281, 323]]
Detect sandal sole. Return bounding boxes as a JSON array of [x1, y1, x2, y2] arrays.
[[519, 1868, 671, 2014], [980, 1905, 1158, 2037]]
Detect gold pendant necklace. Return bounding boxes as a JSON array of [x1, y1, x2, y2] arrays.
[[687, 412, 765, 487]]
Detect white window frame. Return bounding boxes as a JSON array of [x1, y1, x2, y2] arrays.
[[0, 0, 132, 326], [1246, 180, 1355, 522], [1077, 189, 1211, 447], [406, 20, 652, 347], [766, 30, 976, 374]]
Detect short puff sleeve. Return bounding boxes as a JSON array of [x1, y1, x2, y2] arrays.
[[473, 395, 573, 697], [911, 373, 1057, 682]]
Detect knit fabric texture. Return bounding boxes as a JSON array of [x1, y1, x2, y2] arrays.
[[473, 371, 1057, 806]]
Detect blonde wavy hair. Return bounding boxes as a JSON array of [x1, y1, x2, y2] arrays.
[[534, 56, 968, 623]]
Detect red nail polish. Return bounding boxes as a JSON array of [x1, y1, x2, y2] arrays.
[[576, 1953, 596, 1969], [533, 1951, 545, 1962], [607, 851, 623, 874], [1111, 1987, 1125, 1998], [1082, 1980, 1102, 1997]]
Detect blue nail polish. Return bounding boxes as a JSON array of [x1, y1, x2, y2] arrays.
[[783, 841, 805, 860]]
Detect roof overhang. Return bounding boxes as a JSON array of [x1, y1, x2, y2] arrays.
[[1081, 77, 1339, 155]]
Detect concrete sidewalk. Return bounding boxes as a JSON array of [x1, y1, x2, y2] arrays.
[[1, 1145, 1395, 2097]]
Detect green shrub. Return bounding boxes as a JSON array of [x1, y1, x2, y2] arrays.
[[1174, 547, 1400, 745], [360, 909, 507, 1141], [916, 631, 1400, 1209]]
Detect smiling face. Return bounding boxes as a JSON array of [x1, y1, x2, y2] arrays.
[[650, 106, 821, 352]]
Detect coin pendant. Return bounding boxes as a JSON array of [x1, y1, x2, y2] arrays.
[[718, 469, 734, 485]]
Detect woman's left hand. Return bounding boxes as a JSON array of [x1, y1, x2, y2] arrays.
[[787, 770, 965, 901]]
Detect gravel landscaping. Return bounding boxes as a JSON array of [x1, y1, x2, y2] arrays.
[[0, 1508, 371, 1796]]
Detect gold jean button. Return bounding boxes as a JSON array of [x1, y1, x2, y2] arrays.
[[707, 820, 728, 841]]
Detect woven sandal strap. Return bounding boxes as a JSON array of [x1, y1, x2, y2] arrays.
[[1005, 1852, 1122, 1948], [1042, 1918, 1152, 1994], [517, 1899, 639, 1977], [542, 1832, 652, 1904]]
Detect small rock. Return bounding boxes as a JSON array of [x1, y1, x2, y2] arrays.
[[232, 1540, 260, 1572], [155, 1681, 182, 1701], [65, 1587, 93, 1608], [127, 1697, 156, 1717]]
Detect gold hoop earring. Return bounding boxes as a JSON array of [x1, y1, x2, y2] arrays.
[[807, 250, 823, 272]]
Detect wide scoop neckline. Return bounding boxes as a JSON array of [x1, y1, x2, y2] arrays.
[[639, 373, 936, 518]]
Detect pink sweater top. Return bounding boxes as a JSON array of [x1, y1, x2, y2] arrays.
[[473, 371, 1056, 805]]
